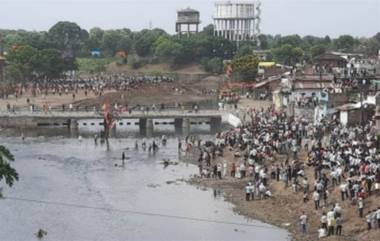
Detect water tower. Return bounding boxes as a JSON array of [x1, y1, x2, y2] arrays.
[[213, 0, 261, 46], [176, 7, 201, 36]]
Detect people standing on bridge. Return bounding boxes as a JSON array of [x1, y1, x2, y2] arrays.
[[193, 104, 199, 113]]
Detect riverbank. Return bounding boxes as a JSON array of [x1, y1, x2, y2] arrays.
[[0, 78, 218, 111], [186, 148, 380, 241]]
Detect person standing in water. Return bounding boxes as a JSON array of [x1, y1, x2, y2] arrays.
[[135, 140, 139, 150], [122, 152, 126, 167]]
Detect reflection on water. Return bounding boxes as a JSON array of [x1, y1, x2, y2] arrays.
[[0, 131, 289, 241], [0, 124, 232, 139]]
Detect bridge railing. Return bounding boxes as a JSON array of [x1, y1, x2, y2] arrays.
[[0, 103, 218, 113], [0, 108, 225, 118]]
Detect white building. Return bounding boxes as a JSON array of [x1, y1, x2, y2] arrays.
[[213, 0, 261, 44]]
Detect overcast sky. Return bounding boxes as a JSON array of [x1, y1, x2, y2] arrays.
[[0, 0, 379, 37]]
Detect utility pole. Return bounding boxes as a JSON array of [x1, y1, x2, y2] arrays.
[[360, 79, 368, 127]]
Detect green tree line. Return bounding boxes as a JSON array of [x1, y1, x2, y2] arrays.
[[1, 21, 379, 80]]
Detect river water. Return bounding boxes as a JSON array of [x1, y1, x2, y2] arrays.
[[0, 129, 290, 241]]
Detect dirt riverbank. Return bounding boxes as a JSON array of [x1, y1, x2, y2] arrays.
[[185, 148, 380, 241]]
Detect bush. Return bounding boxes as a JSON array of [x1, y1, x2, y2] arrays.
[[77, 57, 114, 73], [201, 57, 223, 74], [128, 55, 144, 69]]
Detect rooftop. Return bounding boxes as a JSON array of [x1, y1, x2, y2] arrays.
[[314, 53, 348, 62], [293, 82, 335, 90], [178, 7, 199, 13]]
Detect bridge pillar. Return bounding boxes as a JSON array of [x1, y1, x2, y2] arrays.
[[110, 124, 117, 137], [68, 119, 78, 130], [183, 118, 191, 134], [210, 117, 222, 133], [139, 118, 147, 136], [146, 119, 154, 137], [174, 118, 183, 134], [68, 119, 78, 137]]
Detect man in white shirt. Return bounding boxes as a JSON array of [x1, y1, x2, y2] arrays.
[[313, 190, 320, 210], [339, 182, 348, 201], [299, 211, 308, 234]]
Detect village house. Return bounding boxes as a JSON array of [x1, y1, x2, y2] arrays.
[[314, 53, 348, 71], [335, 102, 376, 126]]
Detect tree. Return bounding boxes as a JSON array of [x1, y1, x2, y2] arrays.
[[257, 34, 270, 49], [201, 24, 214, 36], [32, 48, 75, 80], [334, 35, 356, 52], [20, 31, 51, 50], [48, 21, 88, 59], [358, 38, 380, 56], [272, 44, 304, 66], [277, 35, 303, 47], [0, 145, 18, 188], [3, 33, 24, 50], [201, 57, 223, 74], [134, 29, 168, 57], [231, 54, 259, 81], [310, 44, 327, 58], [5, 45, 38, 82], [87, 27, 104, 49], [6, 45, 76, 82], [374, 32, 380, 43], [100, 30, 133, 57], [236, 42, 255, 57], [154, 37, 185, 64]]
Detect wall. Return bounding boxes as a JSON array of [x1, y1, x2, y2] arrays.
[[223, 113, 242, 128]]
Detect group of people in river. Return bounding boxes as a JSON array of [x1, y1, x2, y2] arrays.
[[192, 105, 380, 238]]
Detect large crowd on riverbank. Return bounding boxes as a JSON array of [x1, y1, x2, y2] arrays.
[[1, 73, 175, 100], [191, 106, 380, 239]]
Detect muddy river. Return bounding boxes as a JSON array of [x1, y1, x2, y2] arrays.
[[0, 130, 289, 241]]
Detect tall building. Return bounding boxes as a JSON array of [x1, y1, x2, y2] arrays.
[[176, 7, 201, 36], [213, 0, 261, 45]]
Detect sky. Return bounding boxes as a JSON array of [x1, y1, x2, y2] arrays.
[[0, 0, 379, 37]]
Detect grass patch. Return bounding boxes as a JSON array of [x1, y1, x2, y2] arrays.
[[77, 57, 116, 74]]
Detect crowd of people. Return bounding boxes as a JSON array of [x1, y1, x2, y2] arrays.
[[191, 105, 380, 238], [1, 73, 192, 113], [1, 73, 176, 100]]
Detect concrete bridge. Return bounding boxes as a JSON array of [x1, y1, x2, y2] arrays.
[[0, 109, 225, 134]]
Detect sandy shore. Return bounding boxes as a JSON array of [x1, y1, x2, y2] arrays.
[[186, 148, 380, 241]]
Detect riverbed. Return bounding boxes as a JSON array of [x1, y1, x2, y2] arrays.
[[0, 132, 290, 241]]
